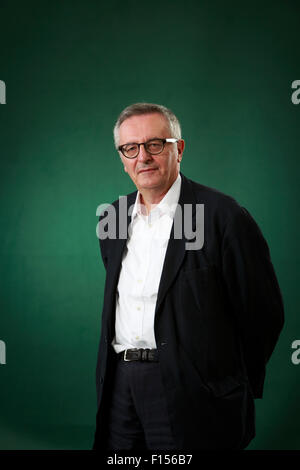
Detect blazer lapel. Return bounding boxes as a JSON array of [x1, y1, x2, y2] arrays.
[[105, 191, 137, 338], [155, 173, 197, 316]]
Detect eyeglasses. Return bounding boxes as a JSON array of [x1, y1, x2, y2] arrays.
[[118, 138, 178, 159]]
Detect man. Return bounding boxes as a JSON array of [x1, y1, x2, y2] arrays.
[[92, 103, 284, 451]]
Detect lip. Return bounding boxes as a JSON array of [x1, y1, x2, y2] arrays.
[[138, 168, 158, 174]]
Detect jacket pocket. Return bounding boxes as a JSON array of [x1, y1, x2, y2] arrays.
[[179, 265, 215, 282], [207, 376, 245, 398]]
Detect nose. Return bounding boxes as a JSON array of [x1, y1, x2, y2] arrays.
[[137, 143, 153, 162]]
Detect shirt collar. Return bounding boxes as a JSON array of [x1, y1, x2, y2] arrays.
[[131, 173, 182, 222]]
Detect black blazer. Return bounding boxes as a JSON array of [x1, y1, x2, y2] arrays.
[[92, 172, 284, 450]]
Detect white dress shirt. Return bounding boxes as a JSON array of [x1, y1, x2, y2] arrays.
[[112, 173, 182, 353]]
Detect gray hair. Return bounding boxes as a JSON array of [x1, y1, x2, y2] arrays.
[[113, 102, 182, 148]]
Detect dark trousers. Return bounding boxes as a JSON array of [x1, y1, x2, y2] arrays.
[[106, 353, 177, 451]]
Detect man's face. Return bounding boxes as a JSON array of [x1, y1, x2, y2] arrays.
[[118, 113, 184, 194]]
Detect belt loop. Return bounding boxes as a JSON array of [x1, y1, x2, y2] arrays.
[[142, 348, 149, 361]]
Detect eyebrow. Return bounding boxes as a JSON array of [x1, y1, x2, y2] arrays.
[[121, 137, 164, 146]]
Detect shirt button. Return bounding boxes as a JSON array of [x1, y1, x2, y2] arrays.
[[135, 336, 140, 340], [137, 306, 141, 311], [137, 279, 142, 284]]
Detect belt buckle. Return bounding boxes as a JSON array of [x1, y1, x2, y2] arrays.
[[124, 349, 130, 361]]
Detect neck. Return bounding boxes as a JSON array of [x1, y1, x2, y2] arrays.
[[139, 190, 166, 215], [139, 174, 178, 214]]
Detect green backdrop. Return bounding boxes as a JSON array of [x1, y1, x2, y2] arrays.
[[0, 0, 299, 450]]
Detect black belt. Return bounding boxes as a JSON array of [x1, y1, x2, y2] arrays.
[[119, 348, 159, 362]]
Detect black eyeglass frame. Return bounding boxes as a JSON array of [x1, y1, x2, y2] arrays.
[[117, 138, 179, 159]]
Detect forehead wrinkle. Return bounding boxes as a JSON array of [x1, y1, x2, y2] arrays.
[[118, 114, 171, 145]]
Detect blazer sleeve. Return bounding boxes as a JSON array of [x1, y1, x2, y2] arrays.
[[221, 206, 284, 398]]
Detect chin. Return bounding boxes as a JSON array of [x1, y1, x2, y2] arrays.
[[137, 172, 159, 184]]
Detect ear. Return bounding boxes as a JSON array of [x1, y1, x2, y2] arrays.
[[119, 153, 128, 172], [177, 139, 185, 162]]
